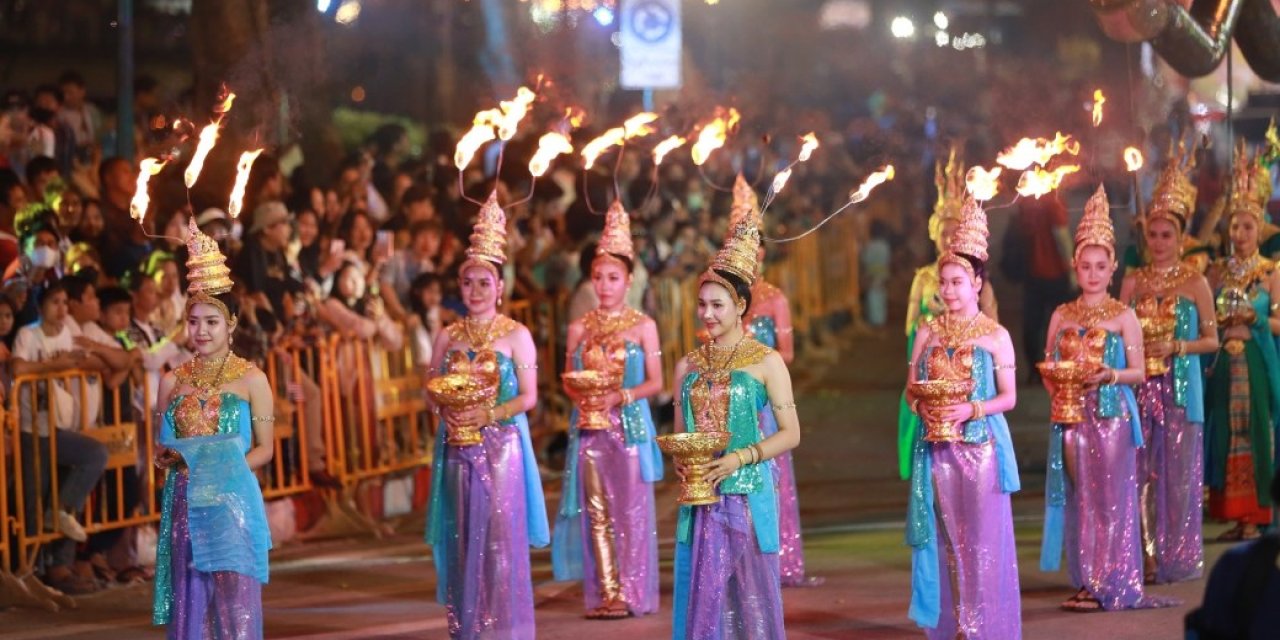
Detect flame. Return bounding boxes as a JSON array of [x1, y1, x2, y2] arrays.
[[455, 123, 497, 170], [581, 128, 626, 170], [494, 86, 537, 141], [653, 135, 686, 166], [622, 112, 658, 139], [996, 132, 1080, 171], [1015, 165, 1080, 199], [183, 122, 221, 188], [528, 132, 574, 177], [965, 166, 1003, 202], [771, 168, 793, 195], [214, 90, 236, 115], [1091, 89, 1105, 127], [453, 87, 537, 169], [564, 107, 586, 129], [130, 158, 167, 222], [797, 132, 819, 162], [849, 165, 896, 203], [1124, 147, 1144, 172], [690, 108, 742, 166], [227, 149, 265, 219]]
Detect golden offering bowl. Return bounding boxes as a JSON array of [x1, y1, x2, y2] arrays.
[[909, 379, 977, 442], [1138, 318, 1176, 378], [562, 370, 622, 431], [427, 372, 498, 447], [656, 431, 732, 506], [1037, 361, 1092, 424], [1216, 287, 1257, 328]]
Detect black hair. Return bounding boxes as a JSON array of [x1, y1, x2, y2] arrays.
[[409, 272, 443, 317], [134, 74, 158, 95], [186, 292, 241, 323], [409, 219, 443, 238], [98, 156, 130, 188], [37, 278, 68, 308], [58, 71, 85, 88], [371, 123, 408, 156], [709, 268, 753, 316], [62, 272, 94, 303], [25, 156, 58, 180], [593, 252, 635, 274], [941, 253, 989, 292], [401, 184, 433, 208], [32, 84, 60, 103], [98, 286, 131, 312], [578, 242, 599, 284]]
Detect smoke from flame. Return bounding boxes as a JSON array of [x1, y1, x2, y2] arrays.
[[130, 158, 167, 222], [227, 149, 265, 219], [529, 132, 574, 177]]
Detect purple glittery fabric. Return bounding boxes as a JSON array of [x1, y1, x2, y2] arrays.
[[928, 438, 1021, 639], [577, 415, 659, 614], [166, 473, 264, 640], [774, 450, 807, 587], [682, 495, 786, 639], [1063, 395, 1175, 610], [442, 426, 536, 639], [1136, 372, 1204, 584]]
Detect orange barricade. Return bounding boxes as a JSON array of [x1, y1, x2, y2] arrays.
[[259, 344, 317, 500], [1, 401, 10, 571], [7, 369, 157, 573]]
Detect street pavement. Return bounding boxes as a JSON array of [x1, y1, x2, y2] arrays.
[[0, 303, 1236, 639]]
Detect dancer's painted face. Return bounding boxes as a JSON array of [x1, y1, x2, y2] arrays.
[[591, 258, 631, 311], [1074, 245, 1115, 295], [938, 262, 979, 313], [460, 264, 501, 316], [187, 301, 233, 357], [698, 281, 742, 341], [1230, 213, 1260, 256], [1144, 218, 1180, 264]]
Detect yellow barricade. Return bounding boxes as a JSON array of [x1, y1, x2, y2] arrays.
[[260, 344, 318, 500], [7, 370, 157, 573]]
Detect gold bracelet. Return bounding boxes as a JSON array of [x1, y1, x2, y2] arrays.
[[971, 401, 984, 421], [751, 443, 764, 464], [772, 401, 796, 411], [734, 449, 748, 467], [1108, 369, 1119, 385], [620, 389, 633, 405], [251, 415, 275, 422]]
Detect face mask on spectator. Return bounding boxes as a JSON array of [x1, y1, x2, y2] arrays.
[[687, 193, 704, 210], [29, 245, 59, 269]]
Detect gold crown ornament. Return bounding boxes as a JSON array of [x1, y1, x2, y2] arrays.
[[929, 147, 966, 243], [700, 177, 762, 306], [1075, 184, 1116, 261], [938, 195, 989, 281], [183, 216, 235, 319], [596, 199, 635, 264], [462, 191, 508, 275], [1148, 141, 1198, 230], [1228, 136, 1275, 224]]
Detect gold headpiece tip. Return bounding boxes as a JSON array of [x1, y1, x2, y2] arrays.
[[944, 195, 990, 262], [597, 200, 635, 261], [184, 215, 234, 299], [1075, 184, 1116, 257]]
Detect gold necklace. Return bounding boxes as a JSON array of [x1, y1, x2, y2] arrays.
[[584, 307, 643, 338], [177, 352, 251, 400], [1060, 296, 1127, 329], [1223, 252, 1268, 290], [931, 311, 996, 349], [1138, 262, 1195, 294]]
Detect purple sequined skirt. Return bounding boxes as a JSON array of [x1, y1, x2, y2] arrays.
[[442, 426, 536, 639], [681, 495, 786, 639], [166, 473, 264, 640], [928, 439, 1021, 639], [577, 420, 659, 614], [1136, 373, 1203, 583], [761, 410, 808, 586]]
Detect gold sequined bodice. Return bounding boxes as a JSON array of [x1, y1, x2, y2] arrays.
[[172, 354, 253, 438], [686, 337, 772, 434]]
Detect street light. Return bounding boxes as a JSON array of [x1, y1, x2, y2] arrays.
[[890, 16, 916, 39]]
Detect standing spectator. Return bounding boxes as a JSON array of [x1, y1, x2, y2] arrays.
[[241, 154, 284, 234], [56, 71, 100, 162], [6, 210, 65, 327], [369, 124, 410, 205], [233, 201, 301, 317], [407, 272, 447, 377], [95, 157, 149, 281], [0, 168, 25, 269], [30, 85, 73, 176], [1008, 193, 1075, 381], [145, 251, 185, 334], [383, 184, 436, 247], [381, 219, 441, 320], [12, 280, 108, 595], [121, 272, 188, 418], [24, 156, 60, 204]]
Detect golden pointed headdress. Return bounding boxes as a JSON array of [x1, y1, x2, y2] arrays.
[[183, 216, 235, 319], [1228, 127, 1277, 223], [938, 195, 989, 281], [1148, 140, 1198, 230], [929, 147, 965, 242], [700, 175, 761, 307], [462, 191, 508, 275], [1074, 184, 1115, 260], [597, 200, 635, 263]]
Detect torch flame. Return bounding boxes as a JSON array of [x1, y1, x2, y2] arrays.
[[453, 87, 538, 169], [797, 132, 820, 162], [564, 107, 586, 129], [183, 122, 221, 189], [653, 135, 686, 166], [494, 86, 537, 141], [965, 166, 1003, 202], [214, 90, 237, 115], [1015, 165, 1081, 199], [1124, 147, 1144, 172], [227, 149, 265, 219], [690, 108, 741, 166], [996, 132, 1080, 171], [849, 165, 896, 203], [130, 158, 167, 223], [622, 112, 658, 139], [581, 128, 626, 170], [528, 132, 574, 177], [771, 168, 794, 195], [1091, 89, 1105, 127]]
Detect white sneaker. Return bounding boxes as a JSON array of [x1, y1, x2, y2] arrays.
[[56, 511, 87, 542]]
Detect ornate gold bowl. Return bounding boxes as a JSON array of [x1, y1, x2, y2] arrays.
[[427, 372, 498, 447], [562, 370, 622, 431], [656, 431, 732, 506], [1037, 361, 1092, 424], [1216, 287, 1257, 328], [1136, 294, 1177, 378], [909, 379, 976, 442]]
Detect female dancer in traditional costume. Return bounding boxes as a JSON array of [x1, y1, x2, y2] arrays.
[[1204, 143, 1280, 543], [1041, 186, 1172, 612], [671, 195, 800, 639], [899, 151, 997, 480], [425, 193, 549, 639], [905, 195, 1021, 638], [552, 201, 663, 619], [1118, 148, 1216, 582], [153, 219, 275, 639]]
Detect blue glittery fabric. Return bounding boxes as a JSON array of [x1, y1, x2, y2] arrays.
[[747, 316, 778, 350], [1040, 330, 1143, 573], [153, 393, 272, 630], [905, 347, 1020, 629], [1171, 297, 1204, 421], [552, 340, 662, 586]]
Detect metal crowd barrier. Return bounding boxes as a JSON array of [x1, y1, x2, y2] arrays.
[[260, 344, 317, 500]]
